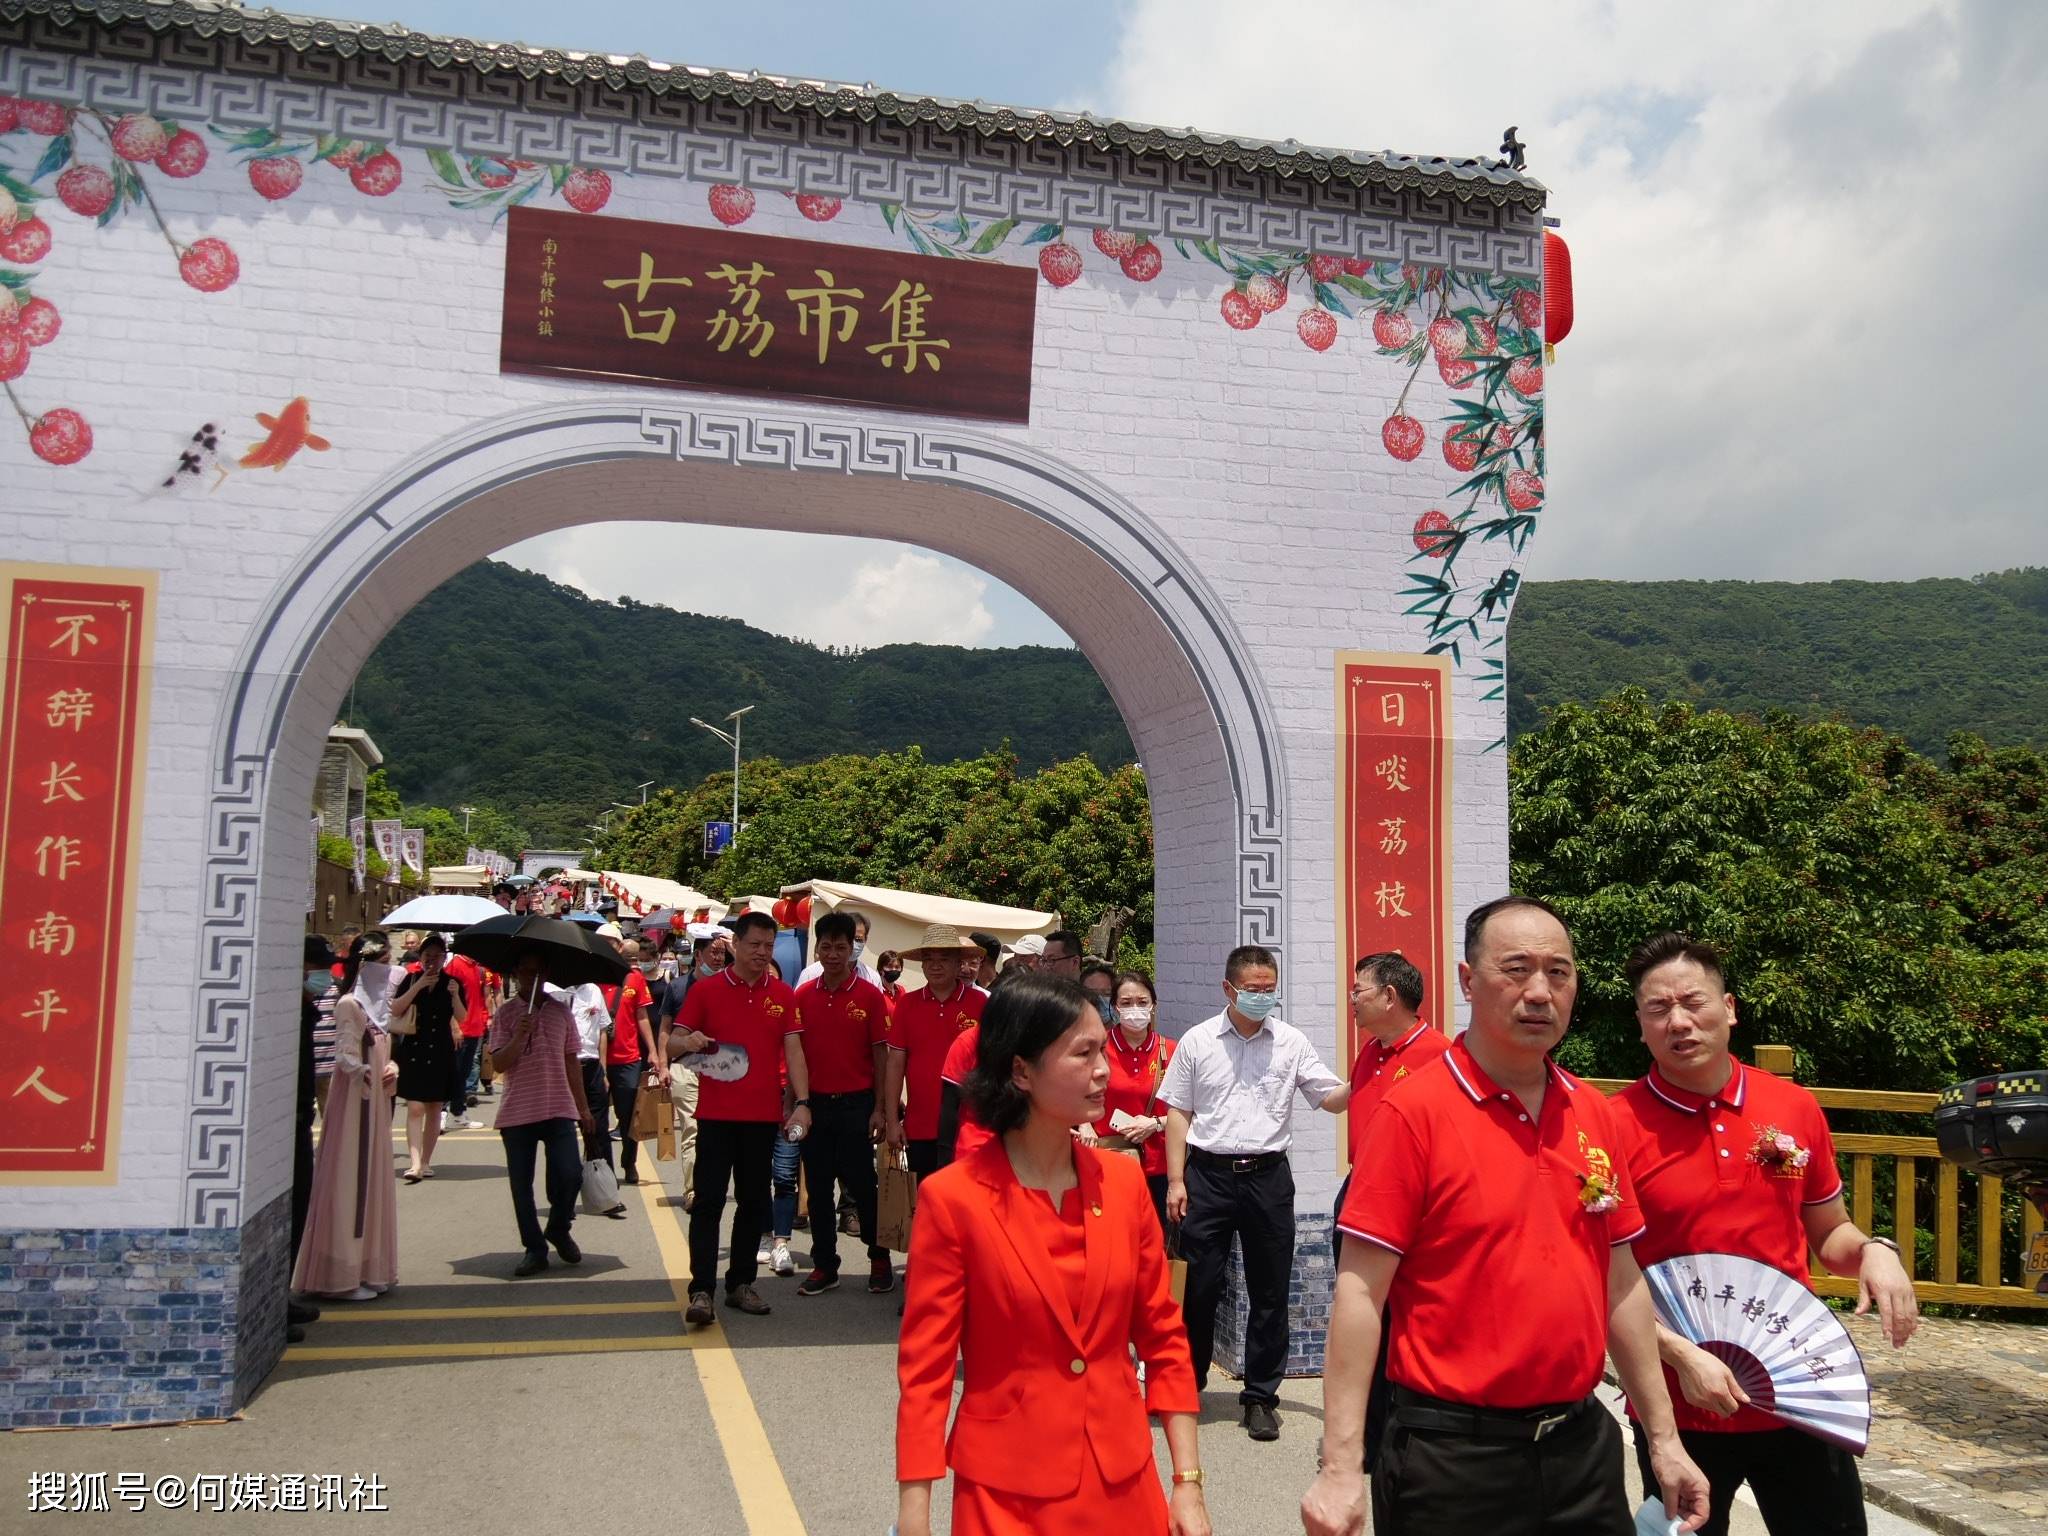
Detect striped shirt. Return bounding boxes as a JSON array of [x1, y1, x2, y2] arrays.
[[486, 995, 580, 1128]]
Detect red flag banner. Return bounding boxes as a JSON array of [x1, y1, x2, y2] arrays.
[[1335, 651, 1453, 1168], [0, 563, 155, 1182]]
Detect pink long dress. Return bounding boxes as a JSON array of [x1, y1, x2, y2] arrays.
[[291, 995, 399, 1296]]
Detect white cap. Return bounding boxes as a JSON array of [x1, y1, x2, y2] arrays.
[[594, 922, 624, 940], [1006, 933, 1047, 957]]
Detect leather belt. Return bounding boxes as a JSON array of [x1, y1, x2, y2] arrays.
[[1387, 1385, 1593, 1442], [1190, 1148, 1286, 1173]]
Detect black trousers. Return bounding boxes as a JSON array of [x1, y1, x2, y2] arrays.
[[906, 1137, 941, 1179], [1372, 1394, 1631, 1535], [801, 1090, 886, 1275], [580, 1058, 613, 1167], [690, 1119, 776, 1296], [1181, 1153, 1294, 1407], [606, 1061, 643, 1177], [448, 1035, 481, 1117], [499, 1117, 580, 1257], [1633, 1421, 1866, 1536]]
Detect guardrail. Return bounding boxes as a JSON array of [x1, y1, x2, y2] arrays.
[[1589, 1045, 2046, 1310]]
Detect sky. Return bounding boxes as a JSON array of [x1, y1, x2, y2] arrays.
[[317, 0, 2048, 648]]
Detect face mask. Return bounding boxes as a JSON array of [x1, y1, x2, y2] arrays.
[[851, 940, 866, 961], [354, 962, 395, 1025], [880, 970, 902, 986], [1117, 1004, 1153, 1030], [1092, 994, 1115, 1025], [638, 961, 660, 976], [1232, 988, 1280, 1022], [304, 972, 330, 996]]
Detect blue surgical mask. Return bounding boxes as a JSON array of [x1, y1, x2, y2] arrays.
[[303, 972, 330, 996], [1232, 988, 1280, 1022], [851, 940, 866, 961]]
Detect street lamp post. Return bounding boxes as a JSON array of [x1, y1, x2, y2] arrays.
[[689, 704, 755, 846], [635, 780, 655, 804], [459, 804, 474, 836]]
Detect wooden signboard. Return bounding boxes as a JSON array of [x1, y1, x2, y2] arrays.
[[500, 206, 1037, 423], [0, 563, 154, 1182]]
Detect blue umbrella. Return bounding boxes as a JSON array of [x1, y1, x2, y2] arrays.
[[563, 910, 606, 928]]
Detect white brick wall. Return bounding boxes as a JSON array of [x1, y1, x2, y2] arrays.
[[0, 51, 1533, 1228]]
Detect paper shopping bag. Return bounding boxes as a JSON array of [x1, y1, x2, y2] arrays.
[[876, 1145, 917, 1253], [655, 1118, 677, 1162], [1167, 1222, 1188, 1306], [630, 1082, 669, 1142]]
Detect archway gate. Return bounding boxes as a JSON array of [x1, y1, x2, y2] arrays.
[[0, 0, 1548, 1423]]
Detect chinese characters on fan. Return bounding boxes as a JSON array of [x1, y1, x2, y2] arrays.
[[600, 248, 952, 373]]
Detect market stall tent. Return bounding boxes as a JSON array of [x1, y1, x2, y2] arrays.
[[800, 879, 1058, 982]]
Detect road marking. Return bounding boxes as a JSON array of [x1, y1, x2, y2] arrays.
[[319, 1301, 678, 1323], [283, 1335, 696, 1362], [636, 1174, 808, 1535]]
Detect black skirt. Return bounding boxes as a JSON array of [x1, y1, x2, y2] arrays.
[[392, 977, 463, 1103]]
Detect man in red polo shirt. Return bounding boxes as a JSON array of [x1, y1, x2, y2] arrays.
[[1304, 896, 1709, 1536], [1336, 951, 1449, 1250], [1612, 932, 1918, 1536], [792, 910, 894, 1298], [600, 937, 661, 1187], [881, 924, 985, 1179], [670, 910, 813, 1327], [442, 947, 493, 1128]]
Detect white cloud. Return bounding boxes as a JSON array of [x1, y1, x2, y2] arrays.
[[496, 525, 1006, 648], [1096, 0, 2048, 582]]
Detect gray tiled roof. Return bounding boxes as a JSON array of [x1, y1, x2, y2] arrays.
[[0, 0, 1548, 211]]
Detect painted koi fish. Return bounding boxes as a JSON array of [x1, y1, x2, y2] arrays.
[[239, 397, 331, 470]]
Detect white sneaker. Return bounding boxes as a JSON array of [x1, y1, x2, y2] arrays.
[[772, 1242, 795, 1277], [756, 1240, 772, 1265]]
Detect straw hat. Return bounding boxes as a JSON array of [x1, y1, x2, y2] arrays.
[[905, 922, 982, 957]]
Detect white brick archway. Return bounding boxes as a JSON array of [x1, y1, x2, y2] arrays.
[[191, 397, 1287, 1229]]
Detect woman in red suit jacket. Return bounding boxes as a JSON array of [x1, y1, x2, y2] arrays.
[[896, 973, 1210, 1536]]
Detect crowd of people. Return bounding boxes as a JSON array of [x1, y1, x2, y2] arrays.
[[286, 888, 1923, 1536]]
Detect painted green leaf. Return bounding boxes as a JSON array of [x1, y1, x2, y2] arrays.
[[1023, 222, 1063, 245], [30, 133, 73, 183], [969, 216, 1018, 254], [427, 148, 467, 188]]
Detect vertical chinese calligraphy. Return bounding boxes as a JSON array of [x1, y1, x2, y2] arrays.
[[500, 207, 1035, 423], [0, 564, 156, 1181], [1335, 651, 1452, 1171]]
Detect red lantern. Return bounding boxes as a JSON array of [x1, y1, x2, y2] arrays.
[[669, 913, 686, 932], [771, 897, 795, 928], [794, 896, 812, 931], [1543, 229, 1573, 347]]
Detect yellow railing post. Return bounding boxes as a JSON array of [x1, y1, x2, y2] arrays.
[[1936, 1162, 1959, 1284]]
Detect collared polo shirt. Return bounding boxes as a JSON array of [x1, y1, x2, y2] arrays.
[[939, 1021, 993, 1160], [676, 967, 804, 1123], [888, 983, 985, 1142], [1156, 1011, 1342, 1155], [1612, 1060, 1844, 1434], [1345, 1019, 1451, 1165], [794, 972, 890, 1094], [1338, 1039, 1645, 1409], [601, 969, 653, 1066]]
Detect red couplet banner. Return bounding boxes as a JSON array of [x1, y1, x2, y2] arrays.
[[499, 206, 1038, 423], [1335, 651, 1453, 1161], [0, 564, 154, 1181]]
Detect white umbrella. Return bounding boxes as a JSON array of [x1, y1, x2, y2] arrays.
[[380, 893, 505, 929]]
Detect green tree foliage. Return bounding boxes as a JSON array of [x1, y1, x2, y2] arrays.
[[1510, 690, 2048, 1088], [596, 749, 1156, 950], [1505, 568, 2048, 753], [352, 560, 1132, 844]]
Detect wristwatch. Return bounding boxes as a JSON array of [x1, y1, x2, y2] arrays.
[[793, 1098, 812, 1109], [1171, 1468, 1204, 1486]]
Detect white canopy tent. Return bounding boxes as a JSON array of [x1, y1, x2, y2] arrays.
[[597, 870, 729, 921], [801, 879, 1059, 984], [427, 864, 491, 892]]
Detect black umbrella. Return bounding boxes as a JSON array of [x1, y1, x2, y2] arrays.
[[452, 913, 628, 989]]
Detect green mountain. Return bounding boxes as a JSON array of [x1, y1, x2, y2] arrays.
[[1505, 567, 2048, 753], [355, 560, 2048, 843], [350, 560, 1133, 843]]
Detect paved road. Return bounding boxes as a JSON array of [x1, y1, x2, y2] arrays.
[[0, 1115, 1932, 1532]]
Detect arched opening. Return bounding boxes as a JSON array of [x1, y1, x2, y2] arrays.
[[191, 397, 1286, 1229]]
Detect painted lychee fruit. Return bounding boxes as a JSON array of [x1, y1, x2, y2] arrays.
[[1514, 288, 1543, 331], [55, 163, 116, 218], [707, 184, 755, 226], [17, 296, 59, 346], [248, 156, 304, 200], [1507, 355, 1544, 396], [1505, 469, 1545, 511], [1428, 315, 1467, 357], [1308, 254, 1344, 282], [350, 151, 402, 196], [0, 216, 52, 263], [1037, 241, 1083, 288], [474, 160, 516, 190], [18, 100, 73, 137], [562, 168, 613, 214], [29, 407, 92, 465], [178, 236, 239, 292], [0, 326, 27, 383], [1437, 353, 1477, 388], [1381, 413, 1425, 461], [793, 193, 841, 222], [1444, 428, 1484, 473], [1341, 257, 1372, 277], [0, 97, 20, 135], [1245, 273, 1287, 313], [1220, 289, 1261, 329], [155, 129, 207, 178], [110, 115, 169, 163], [1296, 308, 1337, 352], [1413, 509, 1455, 557], [0, 183, 14, 235], [1092, 229, 1139, 259], [1120, 242, 1162, 282], [1372, 309, 1414, 350]]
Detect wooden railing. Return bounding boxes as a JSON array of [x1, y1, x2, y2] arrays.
[[1590, 1045, 2047, 1310]]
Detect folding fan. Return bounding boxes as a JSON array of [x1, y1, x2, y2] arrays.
[[1643, 1252, 1870, 1453], [678, 1043, 751, 1082]]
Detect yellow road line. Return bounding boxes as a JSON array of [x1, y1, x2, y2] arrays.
[[636, 1175, 807, 1535], [283, 1335, 695, 1362], [320, 1301, 678, 1323]]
